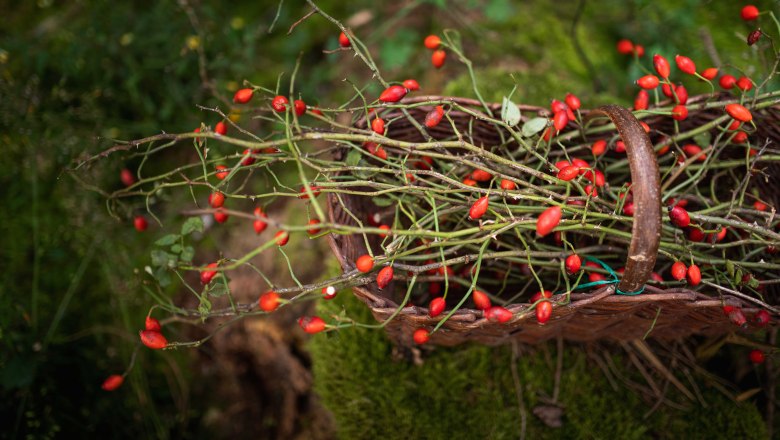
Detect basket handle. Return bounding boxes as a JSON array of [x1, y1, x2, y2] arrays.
[[588, 105, 661, 294]]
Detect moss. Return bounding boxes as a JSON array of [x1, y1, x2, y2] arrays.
[[310, 293, 766, 439]]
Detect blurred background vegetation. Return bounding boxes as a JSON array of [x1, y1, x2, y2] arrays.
[[1, 0, 776, 438]]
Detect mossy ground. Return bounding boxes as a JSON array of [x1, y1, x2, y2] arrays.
[[310, 293, 766, 439]]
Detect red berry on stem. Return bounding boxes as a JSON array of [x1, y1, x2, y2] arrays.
[[298, 316, 326, 334], [274, 230, 289, 246], [376, 266, 394, 289], [120, 168, 135, 187], [754, 201, 767, 211], [471, 169, 492, 182], [741, 5, 759, 21], [253, 207, 267, 234], [215, 165, 229, 180], [736, 76, 753, 91], [134, 215, 148, 232], [536, 206, 562, 237], [402, 79, 420, 91], [637, 74, 660, 90], [272, 95, 288, 112], [747, 29, 761, 46], [429, 297, 446, 317], [379, 85, 407, 103], [424, 35, 441, 49], [615, 140, 626, 153], [682, 144, 705, 161], [701, 67, 718, 80], [725, 103, 752, 122], [356, 254, 374, 273], [686, 264, 701, 285], [565, 254, 582, 274], [241, 149, 256, 166], [485, 306, 513, 323], [669, 205, 691, 227], [371, 117, 386, 135], [531, 290, 552, 302], [671, 105, 688, 121], [671, 261, 687, 281], [233, 88, 253, 104], [550, 99, 567, 113], [209, 191, 225, 208], [413, 328, 430, 345], [616, 39, 634, 55], [557, 166, 580, 181], [259, 291, 280, 312], [719, 75, 736, 89], [634, 90, 649, 111], [322, 286, 337, 300], [140, 330, 168, 350], [424, 105, 445, 128], [674, 84, 688, 104], [592, 139, 607, 155], [675, 55, 696, 75], [101, 375, 124, 391], [200, 262, 219, 284], [749, 349, 765, 364], [536, 301, 552, 325], [431, 49, 446, 68], [307, 219, 321, 235], [298, 185, 321, 199], [472, 290, 491, 310], [215, 121, 227, 135], [565, 93, 581, 111], [754, 310, 771, 327], [338, 31, 351, 47], [213, 209, 228, 224], [145, 316, 162, 332], [500, 179, 517, 191], [294, 99, 306, 116], [634, 44, 645, 57], [469, 196, 489, 220], [553, 110, 569, 131], [653, 54, 671, 79]]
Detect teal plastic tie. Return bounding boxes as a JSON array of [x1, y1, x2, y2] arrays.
[[561, 256, 645, 296]]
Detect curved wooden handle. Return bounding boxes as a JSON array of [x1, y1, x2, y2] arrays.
[[589, 105, 661, 293]]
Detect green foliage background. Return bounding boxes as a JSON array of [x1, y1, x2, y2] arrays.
[[0, 0, 775, 438]]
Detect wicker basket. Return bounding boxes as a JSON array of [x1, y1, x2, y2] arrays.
[[327, 96, 776, 346]]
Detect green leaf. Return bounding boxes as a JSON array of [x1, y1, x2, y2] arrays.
[[151, 250, 174, 267], [726, 260, 735, 278], [748, 277, 760, 289], [155, 234, 179, 246], [734, 268, 743, 286], [180, 246, 195, 263], [522, 117, 548, 137], [346, 149, 361, 167], [154, 266, 171, 287], [171, 244, 182, 253], [501, 97, 521, 127], [373, 197, 394, 207], [693, 131, 711, 148], [209, 282, 228, 297], [181, 217, 204, 235], [198, 295, 212, 320]]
